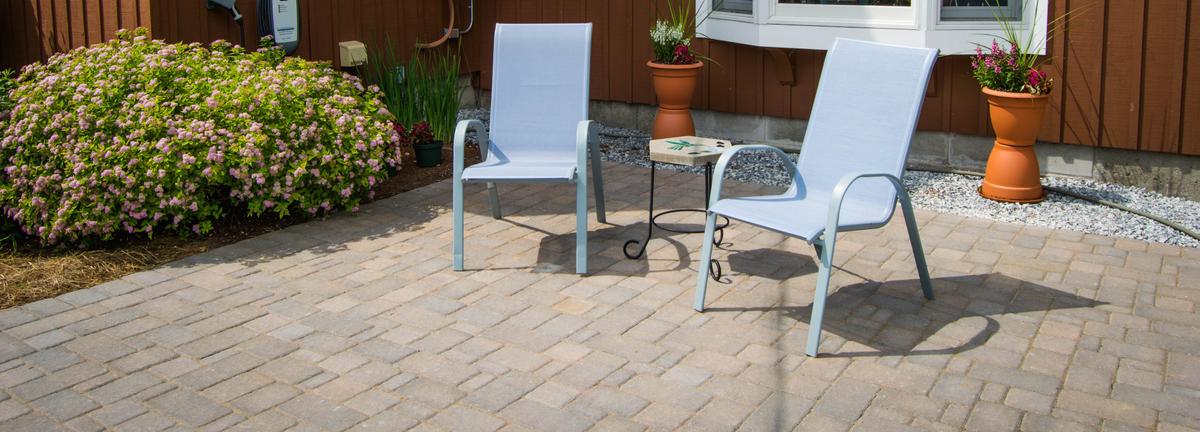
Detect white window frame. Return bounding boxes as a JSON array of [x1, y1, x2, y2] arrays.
[[698, 0, 1048, 55]]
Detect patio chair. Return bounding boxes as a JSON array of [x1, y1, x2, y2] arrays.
[[453, 23, 606, 274], [694, 39, 939, 357]]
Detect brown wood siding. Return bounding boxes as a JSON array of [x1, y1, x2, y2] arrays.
[[1186, 0, 1200, 155], [2, 0, 1198, 156], [469, 0, 1200, 156], [1, 0, 152, 70], [1100, 0, 1144, 151], [1140, 0, 1188, 154], [146, 0, 457, 68]]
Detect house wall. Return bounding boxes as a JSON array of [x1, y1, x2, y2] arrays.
[[0, 0, 153, 70], [146, 0, 469, 69], [0, 0, 464, 70], [468, 0, 1200, 158], [1, 0, 1197, 159]]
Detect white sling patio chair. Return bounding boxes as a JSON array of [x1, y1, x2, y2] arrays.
[[694, 39, 939, 357], [453, 23, 606, 275]]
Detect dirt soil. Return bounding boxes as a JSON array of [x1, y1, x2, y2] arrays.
[[0, 145, 481, 310]]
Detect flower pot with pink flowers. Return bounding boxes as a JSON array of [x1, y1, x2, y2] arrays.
[[972, 1, 1076, 203], [647, 1, 717, 139]]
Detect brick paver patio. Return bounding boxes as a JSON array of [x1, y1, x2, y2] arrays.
[[1, 162, 1197, 431]]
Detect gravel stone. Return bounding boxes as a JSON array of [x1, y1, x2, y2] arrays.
[[458, 107, 1200, 248]]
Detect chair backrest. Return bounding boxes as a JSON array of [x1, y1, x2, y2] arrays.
[[487, 23, 592, 162], [796, 38, 938, 223]]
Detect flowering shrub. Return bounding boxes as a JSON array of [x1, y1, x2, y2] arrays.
[[0, 29, 400, 244], [971, 40, 1054, 95], [0, 70, 14, 120]]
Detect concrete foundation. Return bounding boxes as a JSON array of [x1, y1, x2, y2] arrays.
[[584, 100, 1200, 201]]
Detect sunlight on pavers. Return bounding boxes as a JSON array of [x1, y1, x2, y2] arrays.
[[0, 163, 1196, 431]]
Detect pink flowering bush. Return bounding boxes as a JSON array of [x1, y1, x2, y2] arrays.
[[0, 69, 14, 120], [0, 28, 401, 244]]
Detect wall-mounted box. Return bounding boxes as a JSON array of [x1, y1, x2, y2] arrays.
[[338, 41, 368, 67]]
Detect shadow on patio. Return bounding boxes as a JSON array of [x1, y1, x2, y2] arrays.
[[703, 273, 1104, 358]]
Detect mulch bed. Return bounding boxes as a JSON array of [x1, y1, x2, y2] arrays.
[[0, 144, 481, 310]]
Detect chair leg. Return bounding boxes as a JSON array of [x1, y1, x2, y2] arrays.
[[806, 234, 837, 357], [590, 148, 607, 224], [487, 182, 501, 219], [575, 176, 588, 275], [898, 192, 934, 300], [693, 212, 719, 311], [453, 179, 465, 271]]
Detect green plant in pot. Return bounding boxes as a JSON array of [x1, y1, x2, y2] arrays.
[[422, 50, 462, 160], [647, 0, 722, 139], [396, 121, 442, 168], [365, 43, 461, 168]]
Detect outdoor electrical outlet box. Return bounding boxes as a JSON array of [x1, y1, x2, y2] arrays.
[[339, 41, 368, 67]]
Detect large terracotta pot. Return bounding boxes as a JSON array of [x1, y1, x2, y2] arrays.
[[979, 87, 1049, 203], [648, 60, 704, 139]]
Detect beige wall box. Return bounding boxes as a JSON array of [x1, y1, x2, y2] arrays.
[[339, 41, 368, 67]]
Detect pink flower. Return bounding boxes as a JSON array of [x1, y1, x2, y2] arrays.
[[1029, 69, 1044, 87], [672, 44, 696, 65]]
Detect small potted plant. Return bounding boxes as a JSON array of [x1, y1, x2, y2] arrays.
[[648, 0, 714, 139], [367, 43, 461, 169], [972, 39, 1053, 203], [972, 1, 1074, 203], [396, 121, 442, 168]]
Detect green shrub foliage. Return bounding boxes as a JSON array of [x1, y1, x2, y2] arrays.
[[0, 29, 401, 244], [0, 69, 14, 119]]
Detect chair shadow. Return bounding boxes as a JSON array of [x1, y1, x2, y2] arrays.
[[519, 223, 827, 280], [725, 248, 820, 281], [703, 273, 1103, 358], [493, 221, 691, 277]]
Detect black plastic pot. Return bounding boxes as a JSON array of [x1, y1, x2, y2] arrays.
[[414, 140, 444, 168]]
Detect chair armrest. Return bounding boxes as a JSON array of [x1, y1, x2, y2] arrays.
[[453, 119, 488, 181], [823, 171, 906, 238], [576, 120, 598, 177], [709, 144, 799, 208]]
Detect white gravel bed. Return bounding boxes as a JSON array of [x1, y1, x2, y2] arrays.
[[458, 108, 1200, 248]]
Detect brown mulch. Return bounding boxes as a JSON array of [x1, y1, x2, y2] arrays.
[[0, 144, 481, 310]]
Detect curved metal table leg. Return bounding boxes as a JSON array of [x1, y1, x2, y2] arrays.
[[623, 162, 658, 260], [625, 162, 728, 282]]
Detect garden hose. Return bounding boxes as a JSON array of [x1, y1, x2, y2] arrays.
[[912, 167, 1200, 242], [417, 0, 457, 49]]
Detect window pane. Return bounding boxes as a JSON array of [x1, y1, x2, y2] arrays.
[[941, 0, 1020, 20], [942, 0, 1009, 6], [780, 0, 911, 5], [716, 0, 753, 14]]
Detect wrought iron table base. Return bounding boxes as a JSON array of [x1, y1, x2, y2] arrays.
[[624, 161, 729, 281]]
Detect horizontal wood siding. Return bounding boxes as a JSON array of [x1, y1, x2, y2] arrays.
[[2, 0, 1198, 156]]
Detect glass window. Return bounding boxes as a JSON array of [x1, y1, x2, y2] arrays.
[[780, 0, 909, 5], [941, 0, 1021, 20], [698, 0, 1046, 54], [715, 0, 754, 14]]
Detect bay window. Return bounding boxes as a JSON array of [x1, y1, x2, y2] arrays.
[[701, 0, 1047, 55]]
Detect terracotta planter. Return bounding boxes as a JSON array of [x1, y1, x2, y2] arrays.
[[648, 60, 704, 139], [979, 87, 1049, 203]]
